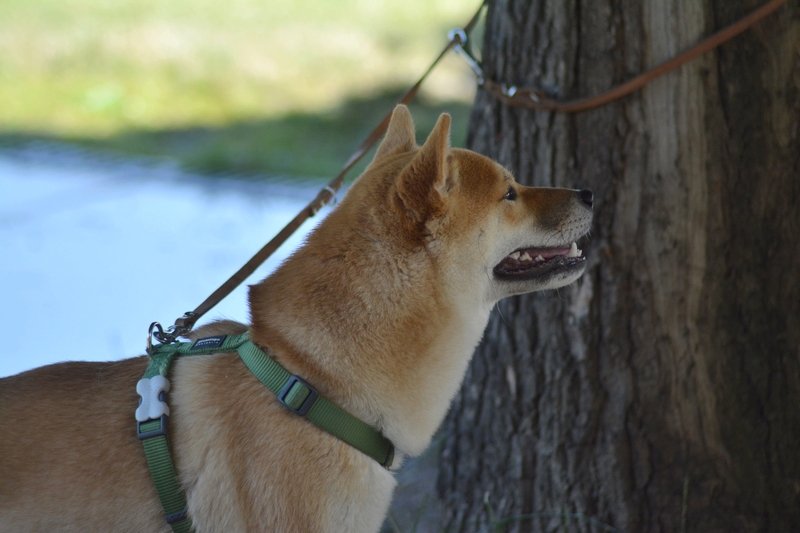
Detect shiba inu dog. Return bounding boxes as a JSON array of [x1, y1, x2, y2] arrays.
[[0, 105, 592, 532]]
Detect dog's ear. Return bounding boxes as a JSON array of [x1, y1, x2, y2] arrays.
[[394, 112, 452, 224], [373, 105, 417, 162]]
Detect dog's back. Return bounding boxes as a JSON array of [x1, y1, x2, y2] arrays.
[[0, 357, 165, 532], [0, 320, 395, 532]]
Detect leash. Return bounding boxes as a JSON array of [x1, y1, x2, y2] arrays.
[[147, 2, 487, 349], [147, 0, 786, 348], [137, 333, 395, 532], [136, 1, 787, 529], [147, 0, 787, 346], [452, 0, 787, 113], [138, 9, 487, 530]]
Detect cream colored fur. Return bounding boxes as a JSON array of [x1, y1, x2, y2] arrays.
[[0, 105, 592, 532]]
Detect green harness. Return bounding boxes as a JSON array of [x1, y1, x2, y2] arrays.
[[136, 332, 395, 532]]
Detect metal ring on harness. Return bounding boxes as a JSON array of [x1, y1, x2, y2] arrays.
[[147, 321, 177, 353]]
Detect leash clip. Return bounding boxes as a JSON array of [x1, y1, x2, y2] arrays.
[[147, 321, 178, 354], [146, 311, 198, 354]]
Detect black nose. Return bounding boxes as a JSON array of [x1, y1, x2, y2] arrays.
[[578, 189, 594, 207]]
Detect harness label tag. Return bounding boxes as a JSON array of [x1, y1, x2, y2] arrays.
[[192, 335, 227, 350]]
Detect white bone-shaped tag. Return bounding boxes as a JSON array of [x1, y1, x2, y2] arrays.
[[135, 376, 171, 422]]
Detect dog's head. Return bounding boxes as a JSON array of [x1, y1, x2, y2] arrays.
[[345, 105, 593, 304]]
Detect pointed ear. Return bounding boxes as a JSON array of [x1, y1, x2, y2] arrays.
[[394, 112, 452, 224], [373, 105, 417, 162]]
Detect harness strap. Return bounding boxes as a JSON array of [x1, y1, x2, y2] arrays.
[[137, 334, 250, 532], [237, 341, 395, 467], [137, 421, 192, 532], [136, 333, 394, 532]]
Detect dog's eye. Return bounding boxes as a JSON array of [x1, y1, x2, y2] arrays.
[[503, 186, 517, 201]]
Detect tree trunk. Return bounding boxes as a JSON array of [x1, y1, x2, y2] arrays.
[[438, 1, 800, 531]]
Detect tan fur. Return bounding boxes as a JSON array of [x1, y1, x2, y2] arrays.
[[0, 106, 592, 532]]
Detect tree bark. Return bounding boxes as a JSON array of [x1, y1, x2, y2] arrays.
[[438, 1, 800, 531]]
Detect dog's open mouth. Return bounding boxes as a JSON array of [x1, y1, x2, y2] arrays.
[[493, 242, 586, 280]]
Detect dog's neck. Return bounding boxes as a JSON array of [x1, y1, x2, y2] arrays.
[[248, 212, 491, 457]]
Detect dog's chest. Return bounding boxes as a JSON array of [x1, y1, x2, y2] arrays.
[[319, 461, 397, 533]]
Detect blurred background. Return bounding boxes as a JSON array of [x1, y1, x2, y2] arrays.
[[1, 3, 480, 528], [0, 0, 477, 377]]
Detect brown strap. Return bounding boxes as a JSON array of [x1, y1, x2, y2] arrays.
[[155, 0, 782, 341], [480, 0, 787, 113], [166, 3, 487, 338]]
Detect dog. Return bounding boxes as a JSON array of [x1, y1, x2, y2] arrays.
[[0, 105, 593, 532]]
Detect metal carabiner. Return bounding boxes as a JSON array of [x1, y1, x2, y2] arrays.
[[147, 321, 177, 354], [448, 28, 485, 85]]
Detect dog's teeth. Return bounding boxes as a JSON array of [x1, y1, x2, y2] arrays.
[[567, 242, 580, 258], [577, 249, 583, 257], [534, 255, 544, 262], [509, 251, 521, 260], [519, 252, 532, 261]]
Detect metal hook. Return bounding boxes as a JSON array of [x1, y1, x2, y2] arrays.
[[448, 28, 468, 46], [449, 27, 485, 85], [147, 321, 179, 354], [147, 322, 164, 354]]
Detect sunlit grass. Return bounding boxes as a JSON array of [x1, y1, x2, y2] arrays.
[[0, 0, 477, 177]]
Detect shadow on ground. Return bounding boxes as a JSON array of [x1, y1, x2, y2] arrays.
[[0, 89, 472, 182]]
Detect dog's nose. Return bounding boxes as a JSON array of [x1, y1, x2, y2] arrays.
[[578, 189, 594, 208]]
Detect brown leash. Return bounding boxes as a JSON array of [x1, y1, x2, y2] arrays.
[[455, 0, 787, 113], [149, 0, 785, 345], [148, 4, 487, 346]]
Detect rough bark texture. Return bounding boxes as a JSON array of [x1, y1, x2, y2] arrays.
[[438, 1, 800, 531]]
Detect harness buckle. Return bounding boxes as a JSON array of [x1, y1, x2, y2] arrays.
[[277, 375, 319, 416], [165, 508, 188, 525], [137, 414, 169, 440]]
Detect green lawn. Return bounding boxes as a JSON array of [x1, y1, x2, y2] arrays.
[[0, 0, 477, 178]]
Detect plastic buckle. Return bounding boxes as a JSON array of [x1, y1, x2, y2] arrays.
[[165, 508, 188, 525], [137, 414, 169, 440], [277, 375, 319, 416]]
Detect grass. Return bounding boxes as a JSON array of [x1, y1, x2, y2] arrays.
[[0, 0, 478, 178]]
